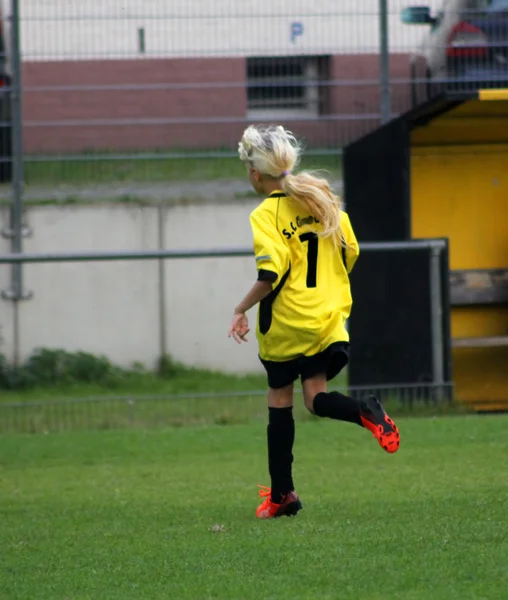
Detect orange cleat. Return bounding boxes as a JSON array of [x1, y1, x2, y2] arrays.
[[360, 395, 400, 453], [255, 486, 303, 519]]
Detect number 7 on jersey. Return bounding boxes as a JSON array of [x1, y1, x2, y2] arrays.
[[299, 232, 318, 288]]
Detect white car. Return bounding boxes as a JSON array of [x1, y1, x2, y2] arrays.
[[402, 0, 508, 106]]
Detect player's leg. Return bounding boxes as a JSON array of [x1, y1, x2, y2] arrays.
[[300, 344, 400, 453], [267, 383, 296, 502], [256, 359, 302, 519], [302, 374, 400, 453], [302, 373, 363, 425]]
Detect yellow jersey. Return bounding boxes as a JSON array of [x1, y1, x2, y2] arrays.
[[250, 191, 359, 362]]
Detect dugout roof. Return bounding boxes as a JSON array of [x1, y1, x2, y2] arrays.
[[407, 88, 508, 146]]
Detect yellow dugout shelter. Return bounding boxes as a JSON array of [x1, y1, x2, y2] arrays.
[[344, 89, 508, 412]]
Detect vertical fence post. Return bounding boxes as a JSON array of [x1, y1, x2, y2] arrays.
[[429, 246, 445, 396], [379, 0, 391, 124], [9, 0, 25, 292], [157, 203, 168, 366], [1, 0, 31, 365]]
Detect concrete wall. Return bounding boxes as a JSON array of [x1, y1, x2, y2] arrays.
[[0, 201, 266, 374], [0, 206, 14, 358]]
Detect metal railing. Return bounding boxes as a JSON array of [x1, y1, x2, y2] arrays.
[[0, 382, 455, 435], [1, 1, 506, 301], [0, 239, 446, 264], [0, 239, 449, 404], [0, 1, 504, 189], [2, 1, 502, 433]]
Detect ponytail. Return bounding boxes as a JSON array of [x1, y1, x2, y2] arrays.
[[238, 124, 348, 247], [283, 171, 346, 247]]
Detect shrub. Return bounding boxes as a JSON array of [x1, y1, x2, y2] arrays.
[[0, 348, 176, 390]]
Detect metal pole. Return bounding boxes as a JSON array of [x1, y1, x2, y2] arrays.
[[379, 0, 391, 124], [157, 204, 168, 362], [3, 0, 28, 367], [429, 246, 445, 395], [0, 239, 448, 264], [9, 0, 24, 296]]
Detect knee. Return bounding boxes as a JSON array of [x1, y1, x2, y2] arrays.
[[268, 384, 294, 409]]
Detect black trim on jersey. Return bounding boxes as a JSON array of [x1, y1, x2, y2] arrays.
[[268, 192, 288, 198], [259, 265, 291, 335], [341, 245, 347, 272], [258, 269, 278, 283]]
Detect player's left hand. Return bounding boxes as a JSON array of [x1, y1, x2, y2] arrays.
[[228, 312, 250, 344]]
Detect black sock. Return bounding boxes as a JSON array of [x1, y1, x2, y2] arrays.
[[313, 391, 363, 426], [267, 406, 295, 504]]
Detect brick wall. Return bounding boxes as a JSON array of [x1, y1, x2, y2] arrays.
[[22, 54, 411, 154]]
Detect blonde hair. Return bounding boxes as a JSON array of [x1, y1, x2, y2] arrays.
[[238, 124, 345, 245]]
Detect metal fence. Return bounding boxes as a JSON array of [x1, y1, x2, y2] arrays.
[[0, 0, 506, 191], [0, 1, 505, 278], [0, 383, 455, 435], [19, 0, 415, 175], [0, 240, 449, 380], [0, 240, 453, 435], [0, 2, 505, 208], [0, 0, 505, 432]]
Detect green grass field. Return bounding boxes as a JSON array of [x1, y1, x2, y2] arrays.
[[22, 153, 343, 186], [1, 415, 507, 600]]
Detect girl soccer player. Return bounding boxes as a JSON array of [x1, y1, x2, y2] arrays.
[[228, 125, 400, 520]]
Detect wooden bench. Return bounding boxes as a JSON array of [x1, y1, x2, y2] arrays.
[[450, 269, 508, 349], [452, 335, 508, 349]]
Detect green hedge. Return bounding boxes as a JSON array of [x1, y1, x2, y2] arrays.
[[0, 348, 180, 390]]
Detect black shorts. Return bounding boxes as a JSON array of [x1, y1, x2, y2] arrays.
[[259, 342, 349, 389]]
